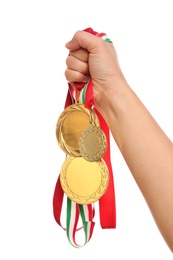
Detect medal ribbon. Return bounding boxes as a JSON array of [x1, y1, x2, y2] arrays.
[[66, 198, 95, 248], [53, 88, 95, 247], [53, 176, 95, 247], [53, 28, 116, 248]]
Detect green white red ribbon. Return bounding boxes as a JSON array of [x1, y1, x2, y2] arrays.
[[66, 198, 95, 248]]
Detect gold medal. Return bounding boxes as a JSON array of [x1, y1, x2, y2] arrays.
[[79, 125, 107, 162], [56, 103, 100, 157], [60, 156, 109, 204]]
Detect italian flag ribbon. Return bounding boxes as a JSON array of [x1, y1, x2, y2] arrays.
[[66, 198, 95, 248], [53, 28, 116, 248]]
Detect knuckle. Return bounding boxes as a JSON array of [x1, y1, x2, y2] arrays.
[[74, 30, 82, 38]]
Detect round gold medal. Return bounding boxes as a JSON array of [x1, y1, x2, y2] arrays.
[[60, 156, 109, 204], [56, 103, 99, 157], [79, 125, 107, 162]]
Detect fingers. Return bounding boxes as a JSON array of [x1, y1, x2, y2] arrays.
[[66, 54, 89, 73], [65, 59, 89, 82], [65, 44, 90, 83], [65, 68, 89, 83], [70, 48, 89, 62], [65, 30, 103, 52]]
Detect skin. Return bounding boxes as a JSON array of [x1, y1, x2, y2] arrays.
[[64, 30, 173, 252]]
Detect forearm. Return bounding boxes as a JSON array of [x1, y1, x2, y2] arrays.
[[99, 79, 173, 252]]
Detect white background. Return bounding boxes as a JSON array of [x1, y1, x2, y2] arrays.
[[0, 0, 173, 259]]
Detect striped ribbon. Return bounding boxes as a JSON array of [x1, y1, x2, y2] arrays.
[[66, 198, 95, 248]]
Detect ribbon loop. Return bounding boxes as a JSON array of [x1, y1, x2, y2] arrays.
[[66, 198, 95, 248]]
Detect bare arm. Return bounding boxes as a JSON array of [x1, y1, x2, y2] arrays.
[[102, 79, 173, 252], [65, 30, 173, 252]]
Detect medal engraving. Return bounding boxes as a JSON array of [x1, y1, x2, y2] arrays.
[[79, 125, 107, 162]]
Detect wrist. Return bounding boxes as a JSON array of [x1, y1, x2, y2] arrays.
[[95, 77, 135, 121]]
